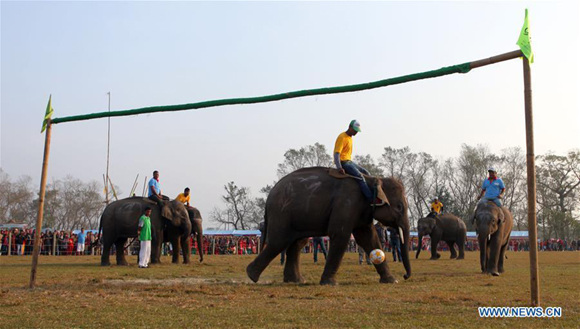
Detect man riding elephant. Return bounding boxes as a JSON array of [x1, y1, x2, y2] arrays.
[[477, 167, 505, 207], [334, 120, 384, 206]]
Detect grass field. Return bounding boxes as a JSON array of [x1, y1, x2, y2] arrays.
[[0, 251, 578, 328]]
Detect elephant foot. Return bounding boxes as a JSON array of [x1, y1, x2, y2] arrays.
[[117, 260, 129, 266], [456, 256, 464, 260], [183, 260, 190, 265], [379, 275, 398, 284], [199, 257, 204, 263], [498, 267, 505, 273], [284, 275, 305, 284], [491, 271, 500, 276], [100, 261, 111, 266], [246, 263, 261, 283], [450, 254, 457, 259], [320, 277, 337, 286]]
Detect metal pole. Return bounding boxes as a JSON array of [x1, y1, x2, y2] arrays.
[[523, 58, 540, 306], [8, 232, 12, 256], [29, 120, 53, 288], [105, 92, 111, 205]]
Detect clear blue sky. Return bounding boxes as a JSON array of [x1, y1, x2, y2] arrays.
[[1, 1, 579, 228]]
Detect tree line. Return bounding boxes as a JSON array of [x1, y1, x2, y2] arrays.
[[211, 144, 580, 240], [2, 145, 578, 239], [0, 170, 111, 231]]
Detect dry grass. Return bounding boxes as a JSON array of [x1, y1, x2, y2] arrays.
[[0, 251, 578, 328]]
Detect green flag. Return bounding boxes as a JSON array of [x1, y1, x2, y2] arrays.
[[517, 9, 534, 64], [41, 95, 54, 133]]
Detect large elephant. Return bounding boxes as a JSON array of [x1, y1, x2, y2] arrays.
[[165, 207, 204, 263], [99, 197, 191, 266], [416, 214, 467, 260], [246, 167, 411, 285], [474, 202, 513, 276]]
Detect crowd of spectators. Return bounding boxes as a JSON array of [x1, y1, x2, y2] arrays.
[[1, 228, 579, 256]]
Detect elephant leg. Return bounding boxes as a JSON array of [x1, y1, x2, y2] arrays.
[[457, 237, 465, 260], [352, 225, 397, 284], [150, 230, 163, 264], [283, 238, 308, 283], [170, 236, 180, 264], [181, 235, 191, 264], [319, 234, 351, 285], [498, 241, 509, 273], [246, 237, 289, 283], [448, 241, 457, 259], [115, 238, 129, 266], [101, 237, 113, 266], [430, 238, 441, 260]]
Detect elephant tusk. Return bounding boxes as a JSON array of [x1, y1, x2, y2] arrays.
[[488, 234, 491, 241], [399, 227, 405, 244]]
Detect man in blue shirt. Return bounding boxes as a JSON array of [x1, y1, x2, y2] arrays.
[[148, 170, 164, 208], [76, 228, 86, 255], [477, 167, 506, 207]]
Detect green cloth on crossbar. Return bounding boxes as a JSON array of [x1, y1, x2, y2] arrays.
[[51, 63, 471, 124]]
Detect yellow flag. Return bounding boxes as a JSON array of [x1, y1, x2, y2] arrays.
[[517, 9, 534, 64], [41, 95, 54, 133]]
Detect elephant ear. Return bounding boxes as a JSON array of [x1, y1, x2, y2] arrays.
[[161, 205, 173, 222], [498, 209, 505, 224], [434, 216, 443, 228]]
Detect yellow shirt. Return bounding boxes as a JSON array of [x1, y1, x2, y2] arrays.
[[334, 132, 353, 161], [176, 193, 191, 205], [430, 201, 443, 214]]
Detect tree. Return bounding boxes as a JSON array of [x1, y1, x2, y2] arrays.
[[446, 144, 498, 228], [34, 176, 105, 230], [211, 182, 261, 230], [536, 151, 580, 239], [277, 143, 332, 178], [353, 154, 384, 177], [0, 169, 35, 224]]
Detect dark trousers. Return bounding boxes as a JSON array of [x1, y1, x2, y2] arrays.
[[342, 161, 372, 200], [313, 239, 327, 262], [148, 194, 164, 208]]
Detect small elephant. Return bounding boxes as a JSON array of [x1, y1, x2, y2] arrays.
[[99, 197, 191, 266], [474, 202, 514, 276], [165, 207, 204, 263], [416, 214, 467, 260]]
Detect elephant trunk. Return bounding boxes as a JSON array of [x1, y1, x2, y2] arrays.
[[400, 225, 411, 280], [478, 234, 488, 273], [415, 233, 423, 259]]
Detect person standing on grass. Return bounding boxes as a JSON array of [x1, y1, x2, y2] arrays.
[[76, 228, 86, 255], [137, 207, 153, 268], [312, 236, 327, 263]]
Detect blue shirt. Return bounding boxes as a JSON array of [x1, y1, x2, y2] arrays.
[[482, 178, 505, 199], [148, 178, 160, 197], [77, 232, 86, 244]]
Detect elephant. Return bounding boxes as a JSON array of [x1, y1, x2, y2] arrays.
[[165, 207, 204, 263], [98, 197, 191, 266], [246, 167, 411, 285], [473, 201, 513, 276], [415, 213, 467, 260]]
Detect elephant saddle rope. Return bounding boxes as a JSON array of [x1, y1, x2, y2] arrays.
[[327, 168, 390, 206]]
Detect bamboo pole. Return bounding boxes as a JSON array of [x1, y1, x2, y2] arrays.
[[29, 120, 53, 289], [523, 58, 540, 306]]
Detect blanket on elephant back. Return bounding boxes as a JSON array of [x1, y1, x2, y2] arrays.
[[327, 168, 390, 206]]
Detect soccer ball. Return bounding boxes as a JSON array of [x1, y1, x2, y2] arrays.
[[369, 249, 385, 265]]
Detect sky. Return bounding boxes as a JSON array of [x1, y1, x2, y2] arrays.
[[1, 1, 579, 229]]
